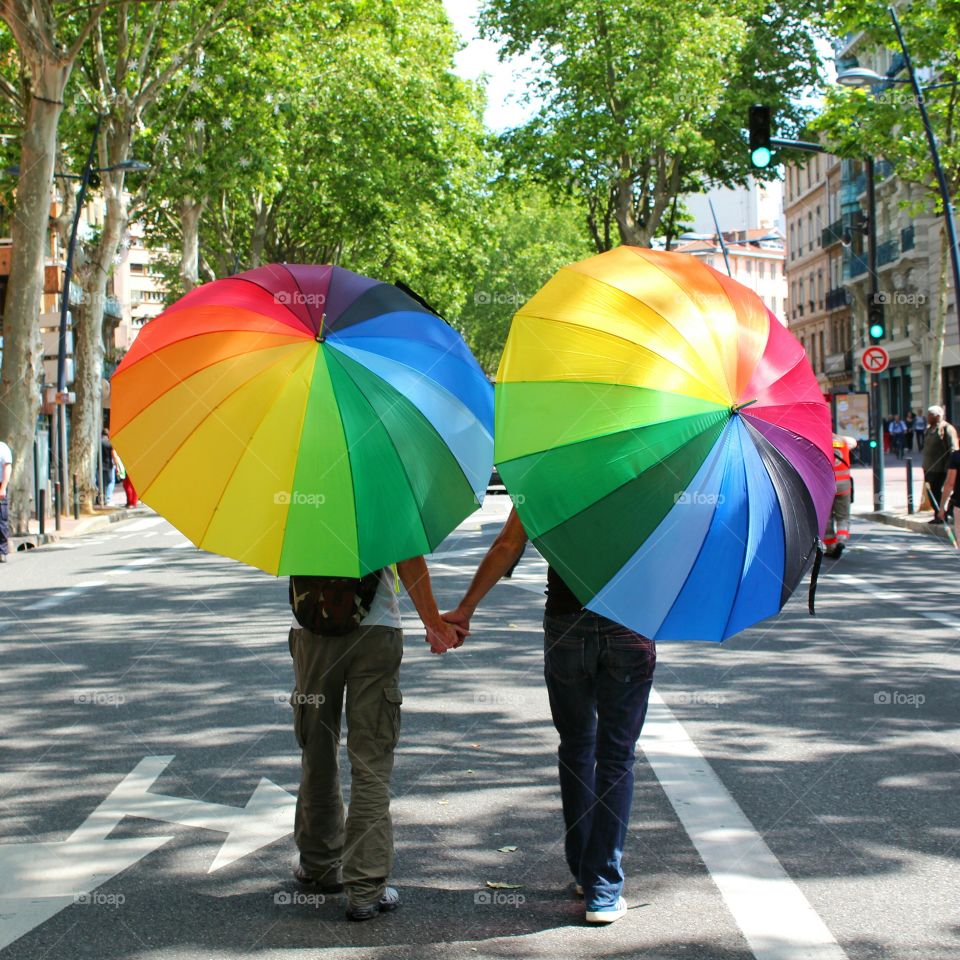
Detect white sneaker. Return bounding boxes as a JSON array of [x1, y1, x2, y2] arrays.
[[586, 896, 627, 924]]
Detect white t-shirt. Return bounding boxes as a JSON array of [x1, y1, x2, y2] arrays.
[[290, 567, 401, 631], [0, 442, 11, 470]]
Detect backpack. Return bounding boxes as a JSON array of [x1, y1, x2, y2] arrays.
[[289, 570, 383, 636]]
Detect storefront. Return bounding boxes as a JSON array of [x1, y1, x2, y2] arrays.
[[944, 365, 960, 425], [879, 363, 912, 418]]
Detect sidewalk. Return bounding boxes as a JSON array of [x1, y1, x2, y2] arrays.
[[851, 449, 953, 541], [10, 497, 152, 551]]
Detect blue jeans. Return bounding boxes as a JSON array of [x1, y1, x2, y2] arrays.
[[543, 610, 656, 911]]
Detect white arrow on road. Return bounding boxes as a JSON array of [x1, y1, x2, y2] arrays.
[[0, 755, 295, 951]]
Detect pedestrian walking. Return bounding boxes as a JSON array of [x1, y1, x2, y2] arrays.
[[115, 455, 138, 507], [444, 508, 656, 925], [914, 409, 926, 451], [922, 406, 958, 522], [100, 428, 117, 506], [825, 434, 856, 557], [937, 447, 960, 534], [889, 415, 906, 459], [289, 558, 463, 922], [0, 438, 11, 563], [904, 411, 915, 451]]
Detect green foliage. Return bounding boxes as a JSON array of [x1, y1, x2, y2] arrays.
[[480, 0, 827, 249], [456, 181, 593, 372], [812, 0, 959, 208]]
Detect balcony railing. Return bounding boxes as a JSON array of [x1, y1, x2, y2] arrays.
[[877, 238, 900, 267], [822, 219, 845, 247], [826, 287, 849, 310], [848, 253, 868, 278], [104, 296, 122, 319], [901, 225, 915, 252]]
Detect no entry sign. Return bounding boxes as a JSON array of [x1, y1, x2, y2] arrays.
[[860, 345, 890, 374]]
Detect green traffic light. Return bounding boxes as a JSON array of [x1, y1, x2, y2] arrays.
[[751, 146, 772, 168], [869, 439, 878, 448], [869, 323, 884, 339]]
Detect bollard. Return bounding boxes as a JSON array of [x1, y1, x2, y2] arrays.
[[72, 474, 80, 519], [53, 480, 62, 531], [905, 457, 914, 514], [38, 488, 46, 537]]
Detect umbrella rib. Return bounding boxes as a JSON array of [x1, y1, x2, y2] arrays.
[[721, 421, 756, 641], [511, 309, 731, 406], [496, 390, 727, 465], [132, 345, 309, 503], [232, 273, 316, 337], [323, 347, 435, 557]]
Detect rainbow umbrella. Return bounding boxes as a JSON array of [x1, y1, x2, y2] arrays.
[[111, 264, 493, 576], [495, 246, 833, 642]]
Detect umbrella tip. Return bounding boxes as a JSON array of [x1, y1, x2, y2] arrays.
[[731, 398, 758, 414]]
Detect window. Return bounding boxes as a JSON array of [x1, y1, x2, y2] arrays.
[[789, 223, 795, 259], [819, 331, 825, 371], [129, 262, 144, 274], [817, 269, 824, 307], [808, 212, 814, 252], [759, 260, 766, 280], [746, 259, 752, 275]]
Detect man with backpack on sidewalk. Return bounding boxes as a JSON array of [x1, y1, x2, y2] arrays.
[[287, 557, 463, 922]]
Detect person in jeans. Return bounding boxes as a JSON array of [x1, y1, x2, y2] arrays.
[[0, 439, 11, 562], [289, 556, 462, 921], [922, 406, 958, 522], [889, 414, 906, 458], [914, 409, 927, 451], [445, 508, 656, 925]]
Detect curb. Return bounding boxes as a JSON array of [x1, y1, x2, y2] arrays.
[[860, 511, 951, 540], [11, 506, 153, 551]]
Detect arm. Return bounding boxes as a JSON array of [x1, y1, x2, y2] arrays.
[[0, 462, 10, 499], [396, 556, 463, 655], [444, 508, 529, 633]]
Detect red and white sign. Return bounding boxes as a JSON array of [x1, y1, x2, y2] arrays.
[[860, 346, 889, 373]]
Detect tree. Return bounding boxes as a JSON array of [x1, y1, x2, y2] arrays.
[[0, 1, 105, 532], [64, 0, 240, 511], [479, 0, 825, 251], [457, 181, 593, 372], [812, 0, 959, 409]]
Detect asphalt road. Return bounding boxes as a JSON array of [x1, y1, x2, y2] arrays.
[[0, 502, 958, 959]]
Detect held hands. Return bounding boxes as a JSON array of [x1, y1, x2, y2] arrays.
[[425, 618, 466, 655], [442, 605, 472, 637]]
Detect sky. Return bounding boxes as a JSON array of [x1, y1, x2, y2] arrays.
[[441, 0, 540, 130]]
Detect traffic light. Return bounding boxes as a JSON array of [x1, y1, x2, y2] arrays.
[[868, 303, 885, 342], [749, 105, 772, 169]]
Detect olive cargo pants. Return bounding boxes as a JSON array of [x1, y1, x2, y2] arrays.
[[288, 624, 403, 906]]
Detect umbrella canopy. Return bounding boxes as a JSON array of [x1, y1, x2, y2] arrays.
[[494, 246, 833, 642], [111, 264, 493, 576]]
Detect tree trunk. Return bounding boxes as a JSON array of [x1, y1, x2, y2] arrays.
[[180, 195, 204, 292], [71, 180, 126, 512], [250, 192, 270, 268], [927, 220, 948, 409], [0, 62, 69, 533]]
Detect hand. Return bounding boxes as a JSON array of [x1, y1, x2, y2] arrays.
[[0, 490, 6, 501], [442, 605, 472, 637], [425, 619, 465, 655]]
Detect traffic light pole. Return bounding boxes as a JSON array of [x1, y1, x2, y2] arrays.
[[865, 158, 884, 511], [769, 136, 886, 511]]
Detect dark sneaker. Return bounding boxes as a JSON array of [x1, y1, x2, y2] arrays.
[[346, 886, 401, 921], [292, 857, 343, 893]]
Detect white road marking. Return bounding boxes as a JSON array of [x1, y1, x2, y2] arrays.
[[114, 517, 165, 533], [24, 581, 107, 612], [0, 755, 294, 951], [830, 574, 960, 632], [643, 690, 848, 960]]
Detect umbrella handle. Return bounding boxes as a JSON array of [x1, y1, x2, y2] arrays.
[[808, 539, 824, 615]]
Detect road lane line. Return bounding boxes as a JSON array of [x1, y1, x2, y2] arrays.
[[643, 690, 848, 960], [25, 582, 107, 612], [831, 574, 960, 632]]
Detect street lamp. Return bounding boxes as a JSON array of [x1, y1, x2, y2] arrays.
[[6, 118, 150, 524], [835, 5, 960, 354]]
